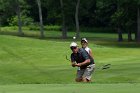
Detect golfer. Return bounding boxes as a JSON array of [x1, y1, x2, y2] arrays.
[[81, 38, 94, 59], [70, 42, 95, 82]]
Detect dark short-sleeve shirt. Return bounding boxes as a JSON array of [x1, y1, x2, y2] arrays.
[[71, 48, 94, 69]]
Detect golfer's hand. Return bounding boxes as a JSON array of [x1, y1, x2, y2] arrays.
[[75, 63, 82, 67], [72, 62, 77, 67]]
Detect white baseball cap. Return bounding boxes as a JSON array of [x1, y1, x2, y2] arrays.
[[70, 42, 78, 47], [81, 38, 88, 43]]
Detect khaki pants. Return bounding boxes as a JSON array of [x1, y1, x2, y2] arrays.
[[76, 64, 95, 80]]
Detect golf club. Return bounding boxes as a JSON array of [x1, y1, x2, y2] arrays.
[[66, 55, 71, 61]]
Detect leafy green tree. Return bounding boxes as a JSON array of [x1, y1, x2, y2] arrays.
[[137, 7, 140, 42], [79, 0, 96, 27], [124, 1, 137, 41], [0, 0, 15, 26], [0, 0, 4, 30], [60, 0, 67, 39], [1, 0, 140, 42], [15, 0, 23, 36], [96, 0, 117, 27], [111, 0, 137, 41], [8, 15, 34, 26], [75, 0, 80, 38], [36, 0, 44, 38], [0, 0, 29, 36], [136, 0, 140, 42], [15, 0, 30, 36]]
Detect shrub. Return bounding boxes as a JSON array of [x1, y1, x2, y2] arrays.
[[8, 15, 34, 26]]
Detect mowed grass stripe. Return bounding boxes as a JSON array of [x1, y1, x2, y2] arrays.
[[0, 84, 140, 93], [0, 35, 140, 84]]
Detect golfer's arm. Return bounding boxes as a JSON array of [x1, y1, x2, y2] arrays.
[[89, 49, 94, 58], [80, 59, 90, 66]]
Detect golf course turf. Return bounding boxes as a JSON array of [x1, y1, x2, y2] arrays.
[[0, 33, 140, 93]]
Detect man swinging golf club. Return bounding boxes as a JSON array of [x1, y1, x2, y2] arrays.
[[70, 42, 95, 82]]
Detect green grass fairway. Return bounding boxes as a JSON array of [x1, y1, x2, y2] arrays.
[[0, 33, 140, 92], [0, 34, 140, 84], [0, 84, 140, 93]]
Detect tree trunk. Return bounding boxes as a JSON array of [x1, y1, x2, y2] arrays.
[[60, 0, 67, 39], [128, 30, 132, 41], [118, 27, 123, 42], [0, 11, 1, 31], [135, 31, 137, 41], [37, 0, 44, 38], [137, 7, 140, 42], [75, 0, 80, 39], [0, 19, 1, 32], [16, 0, 23, 36]]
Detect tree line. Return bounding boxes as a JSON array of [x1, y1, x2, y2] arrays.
[[0, 0, 140, 42]]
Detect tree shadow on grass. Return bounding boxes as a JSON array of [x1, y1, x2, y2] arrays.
[[0, 30, 43, 39], [94, 41, 140, 48], [0, 30, 75, 40], [85, 37, 140, 48], [1, 31, 140, 48]]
